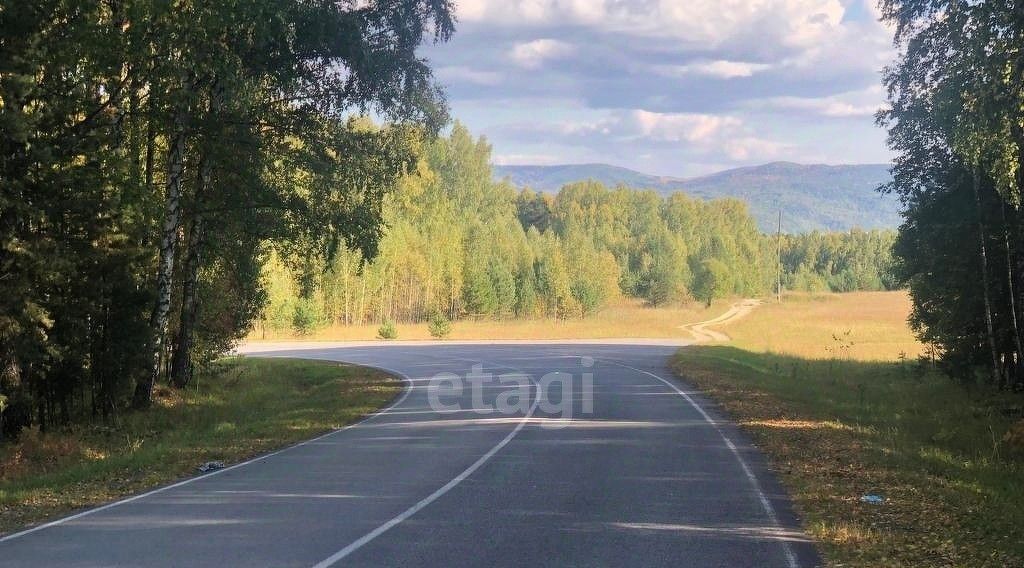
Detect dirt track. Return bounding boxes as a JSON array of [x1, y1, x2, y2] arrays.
[[680, 299, 763, 342]]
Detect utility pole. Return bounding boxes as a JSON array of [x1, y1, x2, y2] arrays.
[[776, 209, 782, 303]]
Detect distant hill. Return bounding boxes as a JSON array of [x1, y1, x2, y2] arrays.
[[492, 162, 900, 233]]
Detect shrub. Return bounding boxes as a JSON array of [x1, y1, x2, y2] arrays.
[[291, 298, 324, 336], [571, 279, 603, 316], [428, 313, 452, 339], [377, 319, 398, 340]]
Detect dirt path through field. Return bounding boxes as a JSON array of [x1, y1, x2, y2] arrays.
[[680, 299, 763, 342]]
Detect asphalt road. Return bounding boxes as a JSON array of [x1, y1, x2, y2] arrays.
[[0, 342, 819, 567]]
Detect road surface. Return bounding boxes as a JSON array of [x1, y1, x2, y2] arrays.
[[0, 342, 819, 567]]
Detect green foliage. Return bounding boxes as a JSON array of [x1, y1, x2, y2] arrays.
[[292, 298, 325, 336], [262, 124, 900, 330], [692, 259, 731, 307], [780, 230, 899, 293], [377, 320, 398, 340], [880, 0, 1024, 385], [428, 313, 452, 339], [0, 0, 454, 428], [515, 188, 553, 232]]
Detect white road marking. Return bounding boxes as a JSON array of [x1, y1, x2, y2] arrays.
[[311, 372, 541, 567], [0, 363, 414, 544], [602, 359, 801, 568]]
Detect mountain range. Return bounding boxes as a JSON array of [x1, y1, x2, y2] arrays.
[[492, 162, 900, 233]]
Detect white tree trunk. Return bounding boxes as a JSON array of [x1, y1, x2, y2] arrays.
[[134, 108, 187, 407]]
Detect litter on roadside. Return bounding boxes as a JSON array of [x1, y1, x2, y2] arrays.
[[197, 461, 226, 473]]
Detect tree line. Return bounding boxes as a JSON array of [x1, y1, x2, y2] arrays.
[[0, 0, 455, 438], [260, 124, 899, 335], [880, 0, 1024, 388]]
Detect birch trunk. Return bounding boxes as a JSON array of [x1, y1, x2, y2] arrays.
[[971, 166, 1002, 385], [133, 107, 187, 408], [1002, 204, 1023, 379], [170, 153, 210, 389]]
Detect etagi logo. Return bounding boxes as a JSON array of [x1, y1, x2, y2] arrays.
[[426, 357, 595, 427]]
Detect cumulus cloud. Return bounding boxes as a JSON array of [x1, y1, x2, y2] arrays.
[[553, 110, 740, 142], [457, 0, 845, 48], [723, 137, 792, 161], [422, 0, 897, 174], [492, 153, 567, 166], [746, 86, 888, 118], [767, 98, 880, 118], [518, 109, 787, 163], [654, 60, 774, 79], [509, 39, 575, 69], [630, 110, 741, 143]]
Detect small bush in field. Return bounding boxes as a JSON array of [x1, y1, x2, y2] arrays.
[[291, 299, 323, 336], [377, 320, 398, 340], [428, 313, 452, 339]]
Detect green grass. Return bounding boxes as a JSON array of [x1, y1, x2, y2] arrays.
[[674, 347, 1024, 567], [0, 357, 399, 535]]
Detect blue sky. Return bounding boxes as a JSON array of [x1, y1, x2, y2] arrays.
[[420, 0, 896, 177]]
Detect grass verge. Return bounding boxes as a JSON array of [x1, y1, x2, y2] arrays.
[[673, 347, 1024, 567], [0, 357, 399, 535]]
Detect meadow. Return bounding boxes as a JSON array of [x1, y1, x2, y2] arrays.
[[674, 291, 1024, 567], [251, 297, 723, 341], [722, 291, 925, 360]]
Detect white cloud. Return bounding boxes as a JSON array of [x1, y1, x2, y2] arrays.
[[723, 137, 791, 160], [655, 60, 773, 79], [631, 110, 741, 143], [509, 39, 575, 69], [457, 0, 845, 48], [493, 153, 566, 165], [426, 0, 897, 174], [748, 86, 887, 118], [556, 110, 742, 143], [541, 109, 785, 162]]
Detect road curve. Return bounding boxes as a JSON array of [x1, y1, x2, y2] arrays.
[[0, 342, 819, 567]]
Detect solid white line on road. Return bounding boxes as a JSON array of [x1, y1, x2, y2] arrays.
[[310, 370, 542, 567], [602, 359, 801, 568], [0, 362, 414, 545]]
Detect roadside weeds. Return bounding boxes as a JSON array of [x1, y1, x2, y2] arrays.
[[673, 347, 1024, 567]]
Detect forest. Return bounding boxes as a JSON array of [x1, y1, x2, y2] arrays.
[[260, 123, 900, 335], [0, 0, 454, 437], [881, 0, 1024, 388]]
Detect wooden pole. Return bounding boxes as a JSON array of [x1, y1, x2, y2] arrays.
[[777, 209, 782, 303]]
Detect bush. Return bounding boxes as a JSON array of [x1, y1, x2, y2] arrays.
[[428, 313, 452, 339], [377, 319, 398, 340], [571, 280, 603, 316], [291, 298, 324, 336]]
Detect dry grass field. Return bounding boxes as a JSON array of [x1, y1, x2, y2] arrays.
[[673, 291, 1024, 567], [725, 291, 925, 361], [250, 297, 726, 341]]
